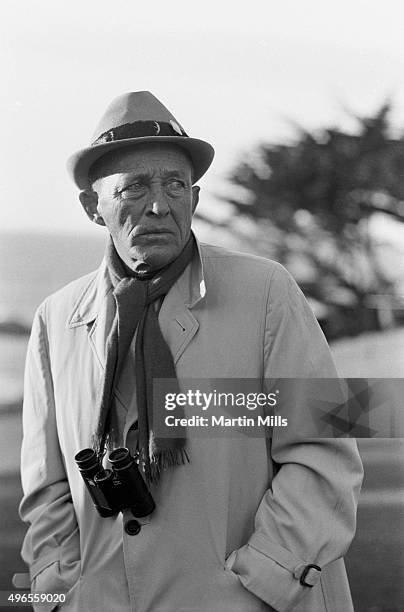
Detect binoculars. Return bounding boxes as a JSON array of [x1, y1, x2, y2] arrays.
[[75, 447, 155, 518]]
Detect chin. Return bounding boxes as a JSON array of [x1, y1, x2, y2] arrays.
[[128, 244, 178, 270]]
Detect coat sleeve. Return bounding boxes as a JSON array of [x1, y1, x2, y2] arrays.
[[225, 263, 364, 612], [19, 301, 81, 611]]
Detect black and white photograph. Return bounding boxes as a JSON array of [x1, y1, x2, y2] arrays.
[[1, 1, 403, 611]]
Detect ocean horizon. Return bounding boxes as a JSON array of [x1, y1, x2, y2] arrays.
[[0, 231, 107, 325]]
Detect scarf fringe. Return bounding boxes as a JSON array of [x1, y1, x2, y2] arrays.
[[148, 448, 190, 484]]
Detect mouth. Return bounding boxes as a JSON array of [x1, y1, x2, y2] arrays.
[[134, 228, 172, 238]]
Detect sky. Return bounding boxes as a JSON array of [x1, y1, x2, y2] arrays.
[[2, 0, 404, 240]]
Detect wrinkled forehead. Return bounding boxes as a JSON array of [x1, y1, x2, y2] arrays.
[[89, 143, 194, 183]]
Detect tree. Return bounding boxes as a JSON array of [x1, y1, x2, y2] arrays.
[[198, 104, 404, 339]]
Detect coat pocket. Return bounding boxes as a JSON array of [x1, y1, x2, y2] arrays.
[[31, 560, 81, 612], [221, 553, 271, 611], [56, 575, 82, 611]]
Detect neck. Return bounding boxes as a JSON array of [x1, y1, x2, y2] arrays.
[[122, 260, 159, 280]]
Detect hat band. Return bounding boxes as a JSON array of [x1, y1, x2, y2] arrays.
[[92, 120, 188, 145]]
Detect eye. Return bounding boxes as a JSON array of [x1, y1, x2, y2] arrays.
[[120, 183, 146, 198], [166, 179, 185, 193]]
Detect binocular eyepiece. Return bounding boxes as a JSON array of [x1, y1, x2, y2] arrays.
[[75, 447, 155, 518]]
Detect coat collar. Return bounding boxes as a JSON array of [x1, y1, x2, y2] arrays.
[[67, 231, 206, 329]]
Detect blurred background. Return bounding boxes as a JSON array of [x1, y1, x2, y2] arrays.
[[1, 1, 404, 610]]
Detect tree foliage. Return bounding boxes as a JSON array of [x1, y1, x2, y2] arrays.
[[202, 104, 404, 338]]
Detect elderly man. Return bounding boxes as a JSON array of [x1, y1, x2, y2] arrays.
[[19, 91, 363, 612]]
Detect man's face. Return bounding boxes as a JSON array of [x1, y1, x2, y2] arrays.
[[87, 144, 199, 275]]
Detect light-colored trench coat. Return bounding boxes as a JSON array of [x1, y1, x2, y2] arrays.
[[19, 238, 363, 612]]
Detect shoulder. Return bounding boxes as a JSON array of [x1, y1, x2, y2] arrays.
[[198, 242, 314, 322], [35, 268, 100, 323], [199, 242, 295, 289]]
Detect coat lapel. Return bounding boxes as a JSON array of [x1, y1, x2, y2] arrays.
[[87, 292, 114, 372], [158, 235, 206, 364], [67, 261, 115, 372], [158, 282, 200, 364]]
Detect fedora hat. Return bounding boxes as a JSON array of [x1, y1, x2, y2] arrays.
[[67, 91, 215, 189]]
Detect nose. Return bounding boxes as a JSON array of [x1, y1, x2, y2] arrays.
[[146, 184, 170, 218]]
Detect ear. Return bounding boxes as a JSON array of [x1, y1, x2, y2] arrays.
[[79, 189, 106, 226], [191, 185, 200, 214]]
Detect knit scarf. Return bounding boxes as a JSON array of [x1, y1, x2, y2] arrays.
[[92, 234, 195, 484]]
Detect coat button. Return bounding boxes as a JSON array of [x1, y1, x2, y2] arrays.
[[124, 519, 141, 536]]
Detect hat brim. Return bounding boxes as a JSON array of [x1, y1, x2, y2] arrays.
[[67, 136, 215, 189]]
